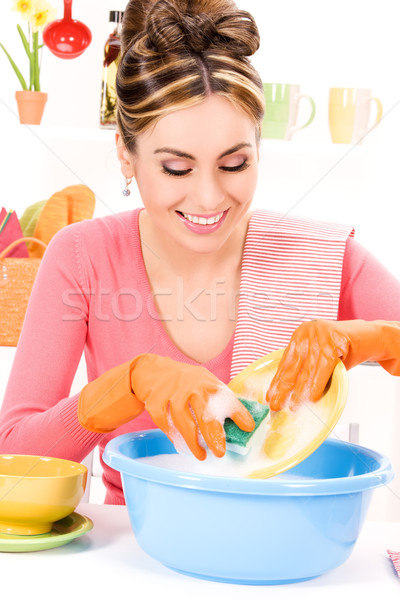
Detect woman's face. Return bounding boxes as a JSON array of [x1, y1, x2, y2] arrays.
[[118, 94, 259, 254]]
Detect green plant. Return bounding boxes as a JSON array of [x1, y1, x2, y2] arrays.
[[0, 0, 56, 92]]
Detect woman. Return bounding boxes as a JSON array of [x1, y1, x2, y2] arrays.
[[1, 0, 400, 505]]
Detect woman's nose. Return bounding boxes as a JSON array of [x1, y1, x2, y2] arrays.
[[191, 172, 225, 211]]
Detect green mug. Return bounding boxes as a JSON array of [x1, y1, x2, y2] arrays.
[[262, 83, 316, 140]]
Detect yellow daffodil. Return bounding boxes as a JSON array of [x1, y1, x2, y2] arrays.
[[1, 0, 57, 91], [30, 1, 57, 33], [11, 0, 35, 20]]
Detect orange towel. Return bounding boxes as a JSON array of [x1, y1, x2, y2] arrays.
[[28, 185, 96, 258]]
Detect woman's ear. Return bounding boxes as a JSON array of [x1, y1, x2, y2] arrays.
[[115, 132, 135, 178]]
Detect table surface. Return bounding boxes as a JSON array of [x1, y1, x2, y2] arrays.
[[1, 503, 399, 599]]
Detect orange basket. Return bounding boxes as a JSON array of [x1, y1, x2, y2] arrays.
[[0, 237, 47, 346]]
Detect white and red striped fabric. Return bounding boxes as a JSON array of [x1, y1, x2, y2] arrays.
[[387, 549, 400, 577], [230, 209, 354, 378]]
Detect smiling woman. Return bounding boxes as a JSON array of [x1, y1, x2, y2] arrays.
[[1, 0, 400, 507], [116, 95, 258, 260]]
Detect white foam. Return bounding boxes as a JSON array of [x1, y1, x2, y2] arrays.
[[137, 398, 332, 479], [203, 385, 239, 424]]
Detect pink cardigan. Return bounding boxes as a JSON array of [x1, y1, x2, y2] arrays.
[[1, 209, 400, 504]]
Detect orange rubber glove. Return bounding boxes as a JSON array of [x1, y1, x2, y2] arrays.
[[265, 319, 400, 412], [78, 354, 255, 460]]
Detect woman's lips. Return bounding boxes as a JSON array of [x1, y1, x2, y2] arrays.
[[176, 209, 228, 234]]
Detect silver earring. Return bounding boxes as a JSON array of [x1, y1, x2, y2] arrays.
[[122, 177, 132, 197]]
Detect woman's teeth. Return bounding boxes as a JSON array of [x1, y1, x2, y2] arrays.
[[181, 212, 224, 225]]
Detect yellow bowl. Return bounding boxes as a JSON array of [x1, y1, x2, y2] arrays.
[[228, 348, 348, 478], [0, 455, 87, 535]]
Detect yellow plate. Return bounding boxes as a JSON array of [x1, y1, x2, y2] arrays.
[[228, 348, 348, 478]]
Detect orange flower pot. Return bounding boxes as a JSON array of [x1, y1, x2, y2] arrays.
[[15, 90, 48, 125]]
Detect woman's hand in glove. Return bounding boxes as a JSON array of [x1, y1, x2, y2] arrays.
[[78, 354, 255, 461], [265, 319, 400, 412], [131, 355, 255, 460]]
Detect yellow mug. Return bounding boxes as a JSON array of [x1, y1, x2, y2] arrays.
[[328, 87, 383, 144]]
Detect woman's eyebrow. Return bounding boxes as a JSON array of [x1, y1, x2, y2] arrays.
[[153, 142, 252, 160], [154, 147, 194, 159], [218, 143, 252, 159]]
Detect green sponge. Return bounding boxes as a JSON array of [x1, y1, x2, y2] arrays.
[[224, 397, 270, 455]]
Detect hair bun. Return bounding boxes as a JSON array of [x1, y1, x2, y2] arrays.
[[145, 1, 185, 54], [181, 13, 219, 53], [215, 11, 260, 57], [145, 0, 259, 56]]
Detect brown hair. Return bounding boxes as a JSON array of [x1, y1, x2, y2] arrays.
[[116, 0, 265, 152]]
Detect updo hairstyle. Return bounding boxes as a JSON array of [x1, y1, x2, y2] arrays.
[[116, 0, 265, 152]]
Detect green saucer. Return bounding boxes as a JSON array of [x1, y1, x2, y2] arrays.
[[0, 512, 93, 552]]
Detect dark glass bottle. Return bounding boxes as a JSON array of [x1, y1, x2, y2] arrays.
[[99, 11, 124, 129]]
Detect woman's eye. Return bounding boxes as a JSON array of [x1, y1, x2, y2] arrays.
[[220, 159, 249, 173], [162, 165, 192, 177], [161, 158, 250, 176]]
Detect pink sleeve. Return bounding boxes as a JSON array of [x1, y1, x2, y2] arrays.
[[338, 237, 400, 320], [0, 225, 102, 460]]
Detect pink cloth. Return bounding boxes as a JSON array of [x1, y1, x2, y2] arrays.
[[230, 210, 354, 377], [1, 208, 400, 504], [0, 209, 29, 257]]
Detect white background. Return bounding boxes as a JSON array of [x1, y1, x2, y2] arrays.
[[1, 1, 400, 516]]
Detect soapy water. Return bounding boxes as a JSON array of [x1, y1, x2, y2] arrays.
[[139, 381, 332, 479], [136, 452, 311, 480]]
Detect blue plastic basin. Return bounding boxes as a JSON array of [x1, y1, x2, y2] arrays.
[[103, 430, 393, 585]]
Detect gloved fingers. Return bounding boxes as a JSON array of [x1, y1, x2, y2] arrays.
[[198, 418, 226, 459], [196, 399, 256, 459], [298, 348, 340, 402], [287, 349, 338, 410], [229, 399, 255, 432], [288, 323, 347, 408], [189, 393, 227, 458], [266, 342, 305, 411], [265, 320, 341, 411], [193, 392, 255, 458], [268, 322, 350, 412], [169, 401, 207, 461]]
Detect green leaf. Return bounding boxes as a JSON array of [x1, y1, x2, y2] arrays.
[[32, 31, 40, 92], [17, 24, 32, 60], [16, 24, 34, 89], [0, 42, 27, 90]]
